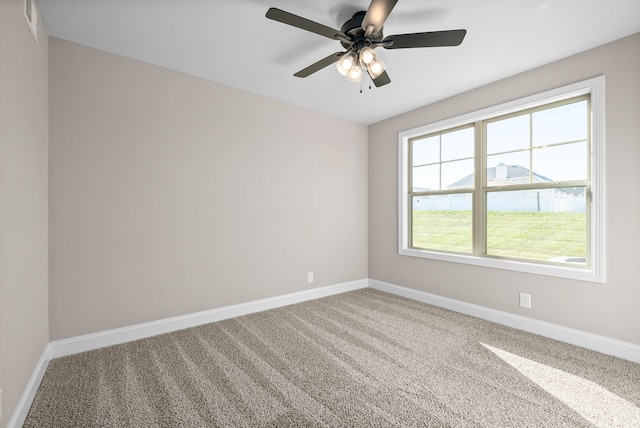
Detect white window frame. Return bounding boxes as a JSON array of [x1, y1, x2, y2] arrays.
[[398, 76, 605, 283]]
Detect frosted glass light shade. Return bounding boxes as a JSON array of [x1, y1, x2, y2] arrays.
[[346, 64, 362, 82], [359, 47, 376, 65], [366, 56, 386, 79], [336, 51, 358, 76]]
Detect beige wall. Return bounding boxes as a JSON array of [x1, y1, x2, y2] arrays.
[[48, 38, 368, 340], [369, 33, 640, 345], [0, 0, 49, 426]]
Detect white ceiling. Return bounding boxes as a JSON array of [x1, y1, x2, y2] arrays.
[[38, 0, 640, 125]]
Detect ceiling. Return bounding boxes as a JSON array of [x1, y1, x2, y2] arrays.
[[38, 0, 640, 125]]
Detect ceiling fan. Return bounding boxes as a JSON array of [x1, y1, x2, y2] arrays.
[[266, 0, 467, 87]]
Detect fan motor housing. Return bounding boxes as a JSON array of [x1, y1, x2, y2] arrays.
[[340, 11, 384, 50]]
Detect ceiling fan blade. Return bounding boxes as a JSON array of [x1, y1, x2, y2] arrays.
[[266, 8, 349, 42], [362, 0, 398, 35], [371, 70, 391, 87], [294, 52, 345, 78], [383, 29, 467, 49]]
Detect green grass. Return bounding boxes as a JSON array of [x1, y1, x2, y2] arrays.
[[412, 210, 586, 261], [412, 210, 473, 253]]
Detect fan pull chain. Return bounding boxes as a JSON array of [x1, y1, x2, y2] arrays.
[[358, 74, 374, 94], [359, 75, 372, 94]]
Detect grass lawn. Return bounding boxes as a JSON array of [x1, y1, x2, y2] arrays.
[[412, 210, 586, 261]]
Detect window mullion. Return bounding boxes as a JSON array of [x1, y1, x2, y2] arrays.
[[473, 121, 485, 256], [438, 135, 443, 190], [529, 113, 534, 183], [585, 96, 593, 267], [408, 139, 414, 248]]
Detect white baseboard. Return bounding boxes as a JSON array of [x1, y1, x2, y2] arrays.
[[49, 279, 368, 359], [7, 344, 52, 428], [369, 279, 640, 364]]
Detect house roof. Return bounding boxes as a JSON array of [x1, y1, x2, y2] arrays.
[[446, 163, 584, 197], [448, 163, 551, 188]]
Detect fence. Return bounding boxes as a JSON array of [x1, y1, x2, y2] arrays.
[[413, 188, 585, 213]]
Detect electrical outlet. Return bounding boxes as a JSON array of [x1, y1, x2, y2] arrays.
[[307, 272, 314, 283], [519, 293, 531, 309]]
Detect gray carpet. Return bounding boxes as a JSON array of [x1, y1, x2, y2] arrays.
[[25, 289, 640, 427]]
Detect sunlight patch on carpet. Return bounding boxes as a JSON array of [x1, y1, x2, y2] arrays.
[[481, 343, 640, 428]]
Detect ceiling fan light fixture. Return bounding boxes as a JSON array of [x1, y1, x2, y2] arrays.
[[336, 50, 358, 76], [365, 56, 386, 79], [266, 3, 468, 89], [346, 64, 363, 82], [359, 46, 376, 65]]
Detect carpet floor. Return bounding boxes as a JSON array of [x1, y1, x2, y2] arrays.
[[25, 289, 640, 427]]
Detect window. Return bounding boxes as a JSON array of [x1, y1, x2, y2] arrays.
[[399, 77, 605, 282]]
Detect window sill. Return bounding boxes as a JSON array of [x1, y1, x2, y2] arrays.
[[399, 247, 604, 283]]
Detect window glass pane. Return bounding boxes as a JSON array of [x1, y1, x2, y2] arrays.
[[486, 152, 531, 186], [486, 187, 587, 264], [442, 127, 474, 161], [532, 142, 587, 182], [412, 194, 472, 253], [412, 136, 439, 166], [533, 100, 588, 147], [486, 114, 530, 155], [443, 159, 474, 189], [413, 164, 439, 191]]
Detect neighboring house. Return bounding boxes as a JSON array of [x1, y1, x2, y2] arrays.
[[448, 162, 552, 188], [413, 163, 586, 212]]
